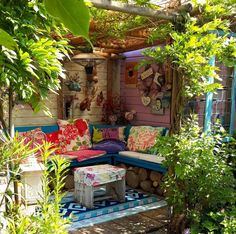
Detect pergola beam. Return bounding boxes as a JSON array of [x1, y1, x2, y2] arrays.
[[89, 0, 177, 21]]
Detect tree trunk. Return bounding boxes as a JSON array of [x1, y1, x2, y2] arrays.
[[168, 212, 187, 234]]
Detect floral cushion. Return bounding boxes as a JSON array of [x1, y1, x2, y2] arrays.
[[127, 126, 161, 152], [57, 119, 91, 151], [92, 126, 125, 143], [18, 128, 45, 149]]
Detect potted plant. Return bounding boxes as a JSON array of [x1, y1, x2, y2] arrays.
[[65, 73, 81, 92]]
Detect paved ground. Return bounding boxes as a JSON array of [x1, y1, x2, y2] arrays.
[[69, 206, 169, 234]]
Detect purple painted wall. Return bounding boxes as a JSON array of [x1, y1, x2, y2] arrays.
[[120, 49, 171, 127]]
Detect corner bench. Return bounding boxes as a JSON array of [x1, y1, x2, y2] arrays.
[[15, 124, 167, 173]]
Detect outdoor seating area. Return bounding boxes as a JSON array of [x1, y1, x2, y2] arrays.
[[0, 0, 235, 234]]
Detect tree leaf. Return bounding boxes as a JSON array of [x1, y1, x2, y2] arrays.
[[44, 0, 90, 40], [0, 29, 17, 50]]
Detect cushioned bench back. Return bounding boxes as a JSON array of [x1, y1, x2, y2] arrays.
[[15, 123, 168, 138], [15, 125, 59, 133]]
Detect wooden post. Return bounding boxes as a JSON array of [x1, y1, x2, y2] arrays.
[[107, 59, 113, 97], [8, 87, 19, 205], [229, 66, 236, 135], [57, 78, 64, 119], [203, 57, 215, 132]]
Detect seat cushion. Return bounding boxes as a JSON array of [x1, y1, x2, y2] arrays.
[[61, 149, 106, 162], [74, 164, 126, 186], [118, 151, 165, 164]]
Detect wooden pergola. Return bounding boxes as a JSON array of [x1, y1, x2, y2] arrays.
[[61, 0, 236, 134], [65, 0, 193, 54]]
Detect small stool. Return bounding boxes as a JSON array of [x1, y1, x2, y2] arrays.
[[74, 164, 126, 208]]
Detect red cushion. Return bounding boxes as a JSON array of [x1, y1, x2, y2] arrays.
[[61, 150, 106, 162], [45, 130, 67, 154]]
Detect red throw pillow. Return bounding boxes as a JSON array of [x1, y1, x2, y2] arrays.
[[45, 130, 67, 154]]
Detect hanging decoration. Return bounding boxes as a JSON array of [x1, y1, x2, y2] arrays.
[[137, 64, 171, 115], [125, 61, 138, 87]]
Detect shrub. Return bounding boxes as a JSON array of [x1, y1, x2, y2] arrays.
[[154, 116, 236, 233]]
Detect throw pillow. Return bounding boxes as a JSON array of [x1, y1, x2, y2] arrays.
[[57, 118, 91, 151], [45, 130, 67, 154], [127, 126, 161, 152], [18, 128, 44, 149], [92, 126, 125, 143], [92, 139, 126, 154]]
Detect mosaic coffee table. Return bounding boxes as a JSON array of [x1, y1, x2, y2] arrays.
[[74, 164, 126, 208]]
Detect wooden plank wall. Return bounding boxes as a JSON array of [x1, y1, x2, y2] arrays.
[[120, 50, 170, 127], [63, 61, 108, 124], [12, 93, 58, 127], [12, 60, 109, 127]]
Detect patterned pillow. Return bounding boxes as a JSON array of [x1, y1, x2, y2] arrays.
[[127, 126, 161, 152], [18, 128, 45, 149], [57, 119, 91, 151], [92, 126, 125, 143]]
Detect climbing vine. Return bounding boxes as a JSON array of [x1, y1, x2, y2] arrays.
[[143, 0, 236, 98]]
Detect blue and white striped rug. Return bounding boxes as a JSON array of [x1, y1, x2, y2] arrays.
[[60, 189, 167, 230]]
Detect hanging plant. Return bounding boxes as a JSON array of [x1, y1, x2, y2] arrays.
[[65, 72, 81, 92]]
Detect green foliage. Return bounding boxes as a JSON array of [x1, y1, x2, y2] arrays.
[[154, 116, 236, 232], [44, 0, 90, 40], [89, 9, 148, 40], [0, 29, 17, 50], [217, 37, 236, 67], [32, 142, 70, 234], [147, 23, 173, 43], [0, 0, 71, 123], [193, 0, 236, 21], [0, 131, 36, 173], [0, 140, 70, 234], [143, 0, 235, 99], [144, 17, 234, 98], [0, 0, 91, 126]]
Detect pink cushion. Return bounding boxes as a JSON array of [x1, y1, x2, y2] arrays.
[[57, 119, 91, 151], [18, 128, 45, 149], [61, 150, 106, 162]]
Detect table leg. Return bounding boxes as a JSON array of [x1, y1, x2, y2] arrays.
[[83, 185, 94, 208]]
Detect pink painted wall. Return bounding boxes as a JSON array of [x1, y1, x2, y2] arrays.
[[120, 49, 170, 127]]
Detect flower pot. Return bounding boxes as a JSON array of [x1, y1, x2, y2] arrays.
[[67, 81, 81, 92]]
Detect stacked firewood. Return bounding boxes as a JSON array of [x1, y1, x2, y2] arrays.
[[117, 164, 164, 196]]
